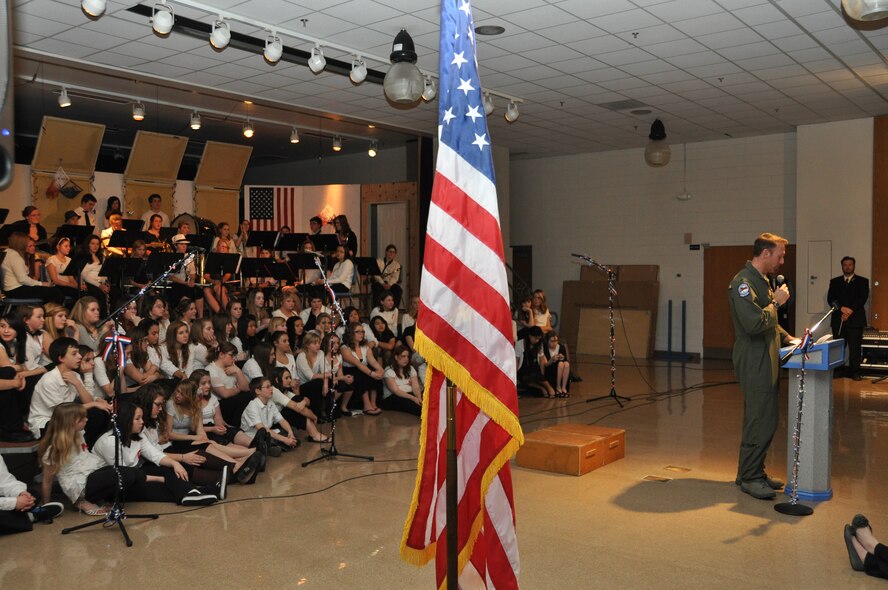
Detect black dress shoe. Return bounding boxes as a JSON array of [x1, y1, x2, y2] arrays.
[[0, 430, 35, 443]]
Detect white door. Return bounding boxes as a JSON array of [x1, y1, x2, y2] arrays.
[[370, 202, 409, 305], [807, 240, 832, 313]]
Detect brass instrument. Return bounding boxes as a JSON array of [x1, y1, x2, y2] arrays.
[[146, 241, 172, 253]]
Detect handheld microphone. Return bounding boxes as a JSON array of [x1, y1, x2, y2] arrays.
[[775, 274, 784, 286]]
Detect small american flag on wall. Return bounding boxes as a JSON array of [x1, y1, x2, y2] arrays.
[[246, 186, 297, 232]]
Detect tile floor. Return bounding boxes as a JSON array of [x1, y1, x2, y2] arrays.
[[2, 356, 886, 589]]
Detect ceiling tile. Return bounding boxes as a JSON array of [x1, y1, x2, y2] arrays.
[[592, 8, 663, 34], [596, 47, 655, 67], [538, 20, 608, 44]]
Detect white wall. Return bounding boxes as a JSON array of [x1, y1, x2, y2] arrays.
[[510, 132, 797, 354], [795, 118, 873, 330]]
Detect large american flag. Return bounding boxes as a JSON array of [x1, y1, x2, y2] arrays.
[[400, 1, 522, 588], [246, 186, 298, 232]]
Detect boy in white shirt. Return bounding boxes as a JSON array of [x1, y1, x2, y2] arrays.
[[28, 337, 112, 444], [241, 377, 298, 457], [0, 455, 64, 535]]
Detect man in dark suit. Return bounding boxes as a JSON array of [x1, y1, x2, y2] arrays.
[[827, 256, 869, 380]]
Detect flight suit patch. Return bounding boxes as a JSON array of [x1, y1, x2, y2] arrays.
[[737, 283, 750, 298]]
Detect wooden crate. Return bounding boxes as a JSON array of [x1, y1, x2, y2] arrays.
[[516, 424, 625, 476], [547, 423, 626, 465]]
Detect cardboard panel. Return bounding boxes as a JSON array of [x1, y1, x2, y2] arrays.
[[124, 131, 187, 184], [577, 307, 651, 357], [194, 142, 252, 190], [124, 181, 175, 225], [195, 188, 238, 230], [31, 116, 104, 175]]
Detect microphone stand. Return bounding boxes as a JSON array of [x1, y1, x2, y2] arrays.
[[775, 304, 836, 517], [573, 254, 631, 407], [62, 251, 196, 545], [302, 257, 374, 467]]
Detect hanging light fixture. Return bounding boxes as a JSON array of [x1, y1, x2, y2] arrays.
[[349, 56, 367, 84], [676, 144, 692, 201], [132, 102, 146, 121], [189, 112, 201, 130], [210, 17, 230, 49], [152, 1, 174, 35], [242, 120, 254, 138], [421, 76, 437, 102], [81, 0, 106, 17], [332, 136, 342, 152], [842, 0, 888, 20], [58, 88, 72, 108], [307, 44, 326, 74], [368, 141, 378, 158], [264, 32, 283, 64], [504, 101, 519, 123], [290, 128, 300, 144], [383, 29, 424, 104], [644, 119, 671, 167], [483, 93, 495, 116]]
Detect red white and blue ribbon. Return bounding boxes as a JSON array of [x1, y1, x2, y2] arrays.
[[103, 335, 132, 368]]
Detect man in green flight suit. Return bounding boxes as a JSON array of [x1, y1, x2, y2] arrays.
[[729, 233, 796, 500]]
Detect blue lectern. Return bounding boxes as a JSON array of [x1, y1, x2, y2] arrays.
[[779, 338, 844, 501]]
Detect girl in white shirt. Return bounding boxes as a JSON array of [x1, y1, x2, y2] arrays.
[[339, 322, 384, 416], [382, 345, 422, 417], [269, 367, 327, 443], [92, 400, 218, 506], [271, 330, 297, 380], [21, 305, 50, 371], [124, 324, 162, 389], [190, 369, 254, 449], [294, 330, 330, 421], [139, 295, 169, 342], [45, 236, 81, 301], [189, 318, 217, 371], [160, 320, 194, 380], [78, 236, 109, 317], [369, 292, 399, 335], [39, 403, 134, 516]]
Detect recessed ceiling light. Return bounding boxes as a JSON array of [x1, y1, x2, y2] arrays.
[[475, 25, 505, 35], [244, 100, 253, 105]]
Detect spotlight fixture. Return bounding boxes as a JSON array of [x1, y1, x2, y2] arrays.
[[81, 0, 106, 17], [307, 44, 326, 74], [58, 88, 71, 108], [332, 136, 342, 152], [349, 56, 367, 84], [132, 102, 146, 121], [421, 76, 437, 102], [264, 33, 283, 64], [842, 0, 888, 20], [152, 1, 174, 35], [644, 119, 671, 167], [383, 29, 424, 104], [504, 101, 519, 123], [210, 17, 230, 50], [242, 120, 254, 138], [483, 93, 495, 116], [190, 112, 201, 130], [368, 141, 378, 158], [290, 128, 300, 144]]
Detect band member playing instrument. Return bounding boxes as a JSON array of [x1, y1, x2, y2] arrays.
[[100, 213, 125, 257]]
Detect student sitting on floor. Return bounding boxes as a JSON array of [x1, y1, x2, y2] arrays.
[[240, 377, 298, 457], [0, 454, 64, 535]]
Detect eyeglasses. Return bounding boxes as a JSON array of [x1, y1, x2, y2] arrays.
[[152, 401, 164, 407]]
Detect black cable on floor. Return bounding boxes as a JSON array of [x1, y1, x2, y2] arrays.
[[146, 466, 418, 516]]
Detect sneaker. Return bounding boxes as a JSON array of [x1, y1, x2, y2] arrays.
[[29, 502, 64, 523], [181, 489, 218, 506], [215, 465, 229, 500], [740, 479, 776, 500]]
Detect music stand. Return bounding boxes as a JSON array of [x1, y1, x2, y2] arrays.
[[146, 252, 184, 281], [239, 257, 277, 285], [185, 233, 214, 252], [52, 225, 94, 249], [158, 227, 178, 242], [99, 257, 145, 283], [60, 254, 89, 289], [121, 219, 144, 233], [276, 232, 308, 253], [107, 230, 140, 252], [310, 234, 340, 253], [205, 253, 240, 277], [246, 231, 279, 252]]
